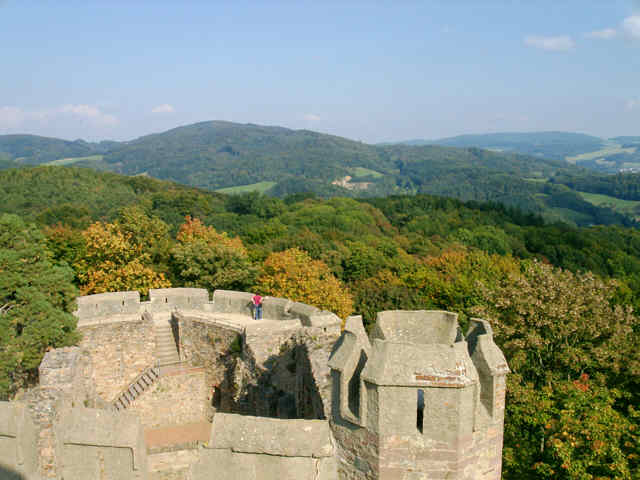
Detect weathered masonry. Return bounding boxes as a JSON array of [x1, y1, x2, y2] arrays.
[[0, 288, 508, 480]]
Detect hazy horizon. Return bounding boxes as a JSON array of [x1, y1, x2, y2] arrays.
[[1, 1, 639, 143], [0, 120, 621, 146]]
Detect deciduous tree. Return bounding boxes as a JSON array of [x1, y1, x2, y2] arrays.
[[255, 247, 353, 319], [170, 216, 256, 291], [474, 260, 640, 478], [76, 208, 171, 295]]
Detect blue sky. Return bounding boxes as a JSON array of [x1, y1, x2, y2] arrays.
[[1, 1, 639, 142]]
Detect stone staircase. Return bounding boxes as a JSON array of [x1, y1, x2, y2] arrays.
[[113, 366, 160, 411], [155, 319, 181, 366]]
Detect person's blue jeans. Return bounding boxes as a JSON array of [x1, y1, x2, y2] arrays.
[[254, 304, 262, 320]]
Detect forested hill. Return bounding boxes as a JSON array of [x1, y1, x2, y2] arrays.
[[396, 131, 606, 160], [0, 122, 637, 227], [85, 122, 577, 195], [1, 165, 638, 477], [1, 165, 639, 285], [0, 134, 119, 165]]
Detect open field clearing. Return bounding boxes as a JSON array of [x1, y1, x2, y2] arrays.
[[215, 181, 277, 194], [45, 155, 104, 166], [350, 167, 384, 178], [566, 142, 636, 164], [578, 191, 640, 215]]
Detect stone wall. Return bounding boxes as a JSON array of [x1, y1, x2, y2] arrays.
[[79, 315, 155, 402], [57, 406, 148, 480], [1, 389, 147, 480], [129, 367, 208, 428], [38, 346, 101, 409], [191, 414, 336, 480], [175, 312, 242, 419], [328, 311, 509, 480], [295, 326, 341, 420], [331, 421, 379, 480], [148, 449, 201, 480], [0, 401, 38, 479]]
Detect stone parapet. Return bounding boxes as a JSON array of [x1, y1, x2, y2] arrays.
[[0, 401, 38, 479], [75, 289, 344, 330], [76, 291, 141, 320], [58, 406, 147, 477], [190, 414, 337, 480], [148, 288, 210, 312]]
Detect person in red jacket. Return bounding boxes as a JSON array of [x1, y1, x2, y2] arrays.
[[252, 293, 263, 320]]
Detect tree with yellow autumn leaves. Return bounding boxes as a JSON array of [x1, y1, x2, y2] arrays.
[[255, 247, 353, 319], [75, 207, 171, 295]]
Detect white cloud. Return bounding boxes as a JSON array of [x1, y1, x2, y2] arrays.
[[0, 104, 117, 132], [151, 103, 175, 114], [586, 28, 617, 39], [303, 113, 321, 122], [524, 35, 575, 52], [623, 15, 640, 39], [59, 104, 118, 126], [626, 99, 640, 111]]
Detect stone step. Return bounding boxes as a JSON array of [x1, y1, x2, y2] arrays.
[[155, 336, 175, 343], [157, 356, 180, 366], [156, 345, 178, 353], [156, 347, 178, 357], [157, 352, 180, 360], [155, 329, 173, 334], [155, 331, 175, 338], [111, 365, 163, 410]]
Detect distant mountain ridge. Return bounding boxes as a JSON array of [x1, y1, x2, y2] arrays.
[[390, 131, 606, 160], [0, 121, 636, 227]]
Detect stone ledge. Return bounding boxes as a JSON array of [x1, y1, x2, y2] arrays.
[[208, 414, 334, 458]]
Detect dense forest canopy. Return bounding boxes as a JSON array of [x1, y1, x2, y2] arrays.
[[1, 165, 639, 477]]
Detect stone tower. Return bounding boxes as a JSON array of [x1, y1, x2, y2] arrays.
[[329, 310, 509, 480]]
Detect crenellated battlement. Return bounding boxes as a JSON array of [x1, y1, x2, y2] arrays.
[[74, 288, 341, 329], [329, 310, 510, 480], [1, 293, 508, 480]]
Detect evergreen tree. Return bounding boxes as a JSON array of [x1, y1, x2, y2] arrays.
[[0, 214, 78, 399]]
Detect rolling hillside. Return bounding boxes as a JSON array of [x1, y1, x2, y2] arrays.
[[395, 131, 640, 173], [397, 132, 605, 160], [0, 134, 120, 165], [0, 122, 636, 226]]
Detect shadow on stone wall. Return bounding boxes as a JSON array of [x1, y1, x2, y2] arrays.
[[0, 465, 25, 480], [216, 339, 325, 420]]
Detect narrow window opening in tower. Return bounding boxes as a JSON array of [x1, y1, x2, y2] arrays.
[[417, 389, 425, 433], [348, 350, 368, 419]]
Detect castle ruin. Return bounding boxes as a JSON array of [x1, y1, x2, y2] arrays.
[[0, 288, 509, 479]]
